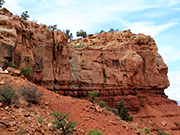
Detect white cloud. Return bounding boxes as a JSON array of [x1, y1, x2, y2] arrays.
[[3, 0, 24, 15], [158, 46, 180, 64], [165, 70, 180, 100]]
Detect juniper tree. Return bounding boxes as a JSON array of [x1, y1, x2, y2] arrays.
[[76, 30, 87, 38], [21, 11, 30, 20], [0, 0, 5, 8]]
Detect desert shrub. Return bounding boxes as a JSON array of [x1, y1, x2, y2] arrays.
[[18, 126, 26, 134], [117, 100, 125, 114], [88, 91, 98, 102], [21, 11, 29, 20], [116, 100, 133, 121], [157, 130, 169, 135], [97, 101, 106, 108], [138, 128, 151, 134], [19, 84, 43, 104], [50, 111, 76, 135], [120, 106, 133, 121], [88, 129, 103, 135], [105, 106, 111, 111], [48, 24, 57, 31], [2, 60, 17, 70], [76, 30, 87, 38], [74, 44, 83, 49], [143, 128, 150, 134], [20, 66, 32, 78], [0, 84, 15, 106], [37, 117, 44, 124], [174, 121, 179, 126]]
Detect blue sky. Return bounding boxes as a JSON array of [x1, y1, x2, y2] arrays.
[[3, 0, 180, 102]]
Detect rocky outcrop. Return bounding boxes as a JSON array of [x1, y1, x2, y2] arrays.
[[1, 8, 180, 134], [0, 8, 169, 103]]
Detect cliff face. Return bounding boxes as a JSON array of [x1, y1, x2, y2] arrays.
[[1, 8, 180, 133], [0, 8, 170, 104]]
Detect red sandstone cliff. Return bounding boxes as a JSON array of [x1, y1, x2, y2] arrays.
[[0, 8, 180, 134]]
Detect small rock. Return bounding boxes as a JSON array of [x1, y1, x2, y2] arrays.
[[8, 127, 17, 132], [48, 123, 53, 128], [5, 106, 9, 111], [161, 121, 167, 126], [0, 102, 2, 107], [84, 118, 89, 121], [109, 120, 117, 125]]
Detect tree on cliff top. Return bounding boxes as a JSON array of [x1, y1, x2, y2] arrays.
[[48, 24, 57, 31], [21, 11, 30, 20], [0, 0, 5, 8], [64, 29, 73, 40], [76, 30, 87, 38]]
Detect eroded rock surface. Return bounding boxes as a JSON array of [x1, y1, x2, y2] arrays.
[[1, 8, 180, 134]]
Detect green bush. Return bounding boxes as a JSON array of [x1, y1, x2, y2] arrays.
[[20, 66, 32, 78], [157, 130, 169, 135], [116, 100, 133, 121], [50, 111, 76, 135], [19, 84, 43, 104], [88, 129, 103, 135], [21, 11, 29, 20], [0, 84, 15, 106], [88, 91, 98, 102], [120, 106, 133, 121], [97, 101, 106, 108], [105, 106, 111, 111], [76, 30, 87, 38], [37, 117, 44, 124], [2, 60, 17, 70], [143, 128, 150, 134]]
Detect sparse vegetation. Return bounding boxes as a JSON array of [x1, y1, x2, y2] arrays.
[[21, 11, 29, 20], [138, 128, 151, 134], [73, 44, 83, 49], [50, 111, 76, 135], [88, 91, 98, 102], [120, 106, 133, 121], [157, 130, 169, 135], [64, 29, 73, 40], [99, 30, 105, 33], [174, 121, 179, 126], [0, 0, 5, 8], [20, 66, 32, 78], [18, 126, 26, 134], [88, 129, 103, 135], [97, 101, 106, 108], [0, 84, 15, 106], [117, 100, 133, 121], [37, 117, 44, 124], [105, 106, 111, 111], [76, 30, 87, 38], [109, 28, 115, 32], [48, 24, 57, 31], [117, 100, 125, 114], [2, 60, 17, 70], [19, 84, 43, 104]]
